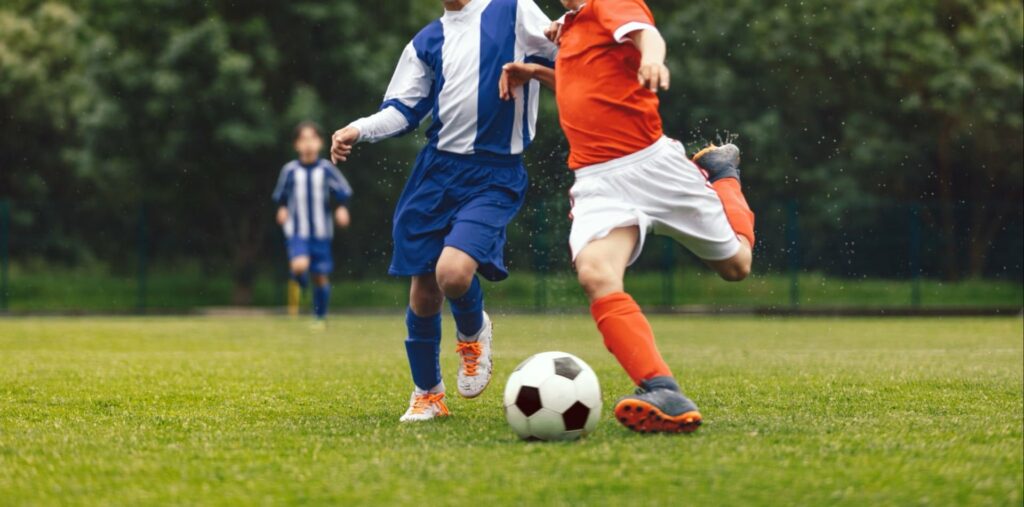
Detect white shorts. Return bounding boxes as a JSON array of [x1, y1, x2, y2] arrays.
[[569, 136, 741, 265]]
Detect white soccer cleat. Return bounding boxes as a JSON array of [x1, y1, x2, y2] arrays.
[[399, 390, 450, 423], [455, 311, 493, 398]]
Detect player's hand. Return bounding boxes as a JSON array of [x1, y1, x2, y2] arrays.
[[334, 206, 351, 229], [276, 206, 289, 226], [331, 126, 359, 163], [500, 63, 536, 101], [544, 20, 563, 44], [638, 61, 670, 93]]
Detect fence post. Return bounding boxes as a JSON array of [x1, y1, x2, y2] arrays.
[[909, 203, 922, 308], [786, 200, 800, 308], [137, 203, 147, 313], [531, 200, 547, 312], [661, 237, 675, 308], [0, 199, 8, 312]]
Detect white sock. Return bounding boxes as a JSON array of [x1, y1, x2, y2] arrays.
[[415, 381, 445, 396]]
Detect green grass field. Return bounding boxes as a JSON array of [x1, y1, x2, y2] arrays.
[[1, 316, 1021, 506]]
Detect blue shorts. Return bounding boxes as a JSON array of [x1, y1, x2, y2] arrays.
[[286, 237, 334, 274], [389, 146, 528, 282]]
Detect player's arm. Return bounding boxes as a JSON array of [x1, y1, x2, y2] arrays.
[[499, 64, 555, 101], [595, 0, 668, 92], [500, 0, 558, 101], [332, 43, 435, 163], [271, 165, 293, 225], [325, 163, 353, 228], [629, 28, 669, 92]]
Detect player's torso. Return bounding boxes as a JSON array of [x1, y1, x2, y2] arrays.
[[419, 0, 537, 157], [554, 2, 663, 169], [284, 162, 334, 240]]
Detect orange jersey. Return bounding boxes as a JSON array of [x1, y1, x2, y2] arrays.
[[555, 0, 663, 169]]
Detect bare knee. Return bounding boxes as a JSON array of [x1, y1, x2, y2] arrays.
[[716, 259, 751, 282], [576, 261, 622, 301], [410, 276, 444, 316], [290, 257, 310, 276], [435, 250, 478, 298], [312, 274, 329, 287]]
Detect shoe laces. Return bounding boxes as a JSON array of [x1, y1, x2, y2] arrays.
[[455, 341, 482, 376], [410, 392, 449, 416]]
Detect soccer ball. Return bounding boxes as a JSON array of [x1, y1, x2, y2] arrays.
[[503, 351, 602, 441]]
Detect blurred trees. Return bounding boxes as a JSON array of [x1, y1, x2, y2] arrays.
[[0, 0, 1021, 298]]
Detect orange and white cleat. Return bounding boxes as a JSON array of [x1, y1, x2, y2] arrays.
[[692, 143, 741, 183], [399, 390, 450, 423], [455, 311, 493, 398], [613, 376, 703, 434]]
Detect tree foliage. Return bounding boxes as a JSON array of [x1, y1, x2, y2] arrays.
[[0, 0, 1020, 297]]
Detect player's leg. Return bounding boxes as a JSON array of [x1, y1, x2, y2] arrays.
[[401, 274, 449, 422], [575, 226, 701, 433], [692, 144, 755, 282], [309, 240, 335, 326], [387, 148, 456, 421], [286, 238, 311, 317], [438, 158, 527, 399], [311, 274, 330, 326], [435, 246, 493, 398]]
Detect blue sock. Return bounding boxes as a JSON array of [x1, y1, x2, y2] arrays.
[[448, 276, 484, 337], [405, 308, 442, 391], [291, 272, 309, 290], [313, 284, 330, 319]]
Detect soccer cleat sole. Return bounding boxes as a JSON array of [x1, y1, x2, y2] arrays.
[[614, 399, 703, 434]]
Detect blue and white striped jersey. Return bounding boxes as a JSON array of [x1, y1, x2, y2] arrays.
[[351, 0, 557, 156], [272, 159, 353, 240]]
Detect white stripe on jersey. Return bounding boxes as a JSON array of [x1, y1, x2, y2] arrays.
[[294, 169, 309, 238], [311, 167, 328, 239], [436, 6, 483, 154]]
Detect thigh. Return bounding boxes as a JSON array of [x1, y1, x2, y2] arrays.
[[389, 156, 455, 277], [444, 170, 528, 282], [575, 226, 640, 274], [640, 142, 741, 261], [287, 237, 310, 260], [309, 240, 334, 275], [569, 175, 651, 267]]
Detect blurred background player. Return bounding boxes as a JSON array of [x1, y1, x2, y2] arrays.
[[503, 0, 755, 433], [272, 121, 353, 328], [329, 0, 557, 422]]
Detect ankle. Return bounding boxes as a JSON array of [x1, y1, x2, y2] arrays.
[[642, 376, 680, 392]]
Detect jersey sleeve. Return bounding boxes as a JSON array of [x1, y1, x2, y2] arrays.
[[516, 0, 558, 68], [375, 42, 435, 136], [593, 0, 657, 43], [348, 106, 413, 144], [324, 163, 353, 204], [271, 164, 293, 205]]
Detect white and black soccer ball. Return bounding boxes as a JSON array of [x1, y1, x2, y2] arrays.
[[503, 351, 602, 441]]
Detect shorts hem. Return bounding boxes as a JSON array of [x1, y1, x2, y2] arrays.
[[691, 237, 743, 262]]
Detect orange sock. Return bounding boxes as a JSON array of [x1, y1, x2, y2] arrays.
[[590, 292, 673, 385], [712, 178, 756, 246]]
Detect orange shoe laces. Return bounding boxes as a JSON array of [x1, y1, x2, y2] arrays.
[[691, 143, 718, 163], [455, 341, 482, 376], [410, 392, 449, 415]]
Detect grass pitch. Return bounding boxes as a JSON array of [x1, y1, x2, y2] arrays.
[[0, 315, 1021, 506]]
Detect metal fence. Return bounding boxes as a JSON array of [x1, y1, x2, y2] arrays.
[[0, 196, 1021, 312]]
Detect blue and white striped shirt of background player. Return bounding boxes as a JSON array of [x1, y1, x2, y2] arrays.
[[347, 0, 557, 155], [272, 160, 353, 240]]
